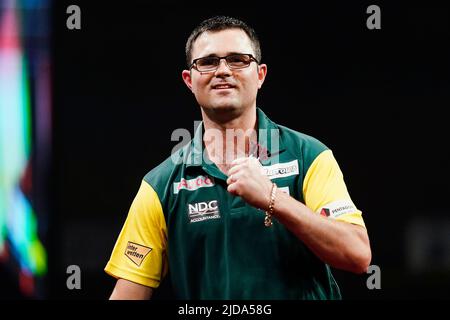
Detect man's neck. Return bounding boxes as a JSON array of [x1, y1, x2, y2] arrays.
[[201, 106, 258, 173]]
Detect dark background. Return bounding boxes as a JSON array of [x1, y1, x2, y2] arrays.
[[9, 1, 447, 299]]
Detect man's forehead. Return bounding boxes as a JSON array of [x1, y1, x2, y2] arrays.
[[192, 29, 254, 58]]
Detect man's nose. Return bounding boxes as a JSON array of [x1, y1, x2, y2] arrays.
[[214, 58, 232, 76]]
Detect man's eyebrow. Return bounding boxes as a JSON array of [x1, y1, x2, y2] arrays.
[[203, 52, 245, 57]]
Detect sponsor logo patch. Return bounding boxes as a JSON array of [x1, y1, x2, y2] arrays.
[[262, 160, 299, 180], [187, 200, 221, 223], [174, 175, 215, 194], [318, 200, 357, 218], [124, 241, 152, 267]]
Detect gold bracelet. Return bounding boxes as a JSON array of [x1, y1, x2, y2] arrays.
[[265, 183, 277, 227]]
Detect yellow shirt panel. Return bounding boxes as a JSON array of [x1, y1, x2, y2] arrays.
[[104, 180, 168, 288], [303, 150, 365, 228]]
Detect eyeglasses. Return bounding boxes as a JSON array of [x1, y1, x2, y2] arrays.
[[190, 53, 258, 72]]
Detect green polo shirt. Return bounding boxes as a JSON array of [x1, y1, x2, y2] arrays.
[[105, 108, 365, 299]]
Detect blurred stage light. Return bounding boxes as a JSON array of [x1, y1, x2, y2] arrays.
[[0, 0, 50, 297]]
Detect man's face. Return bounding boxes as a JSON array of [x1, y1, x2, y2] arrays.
[[182, 29, 267, 114]]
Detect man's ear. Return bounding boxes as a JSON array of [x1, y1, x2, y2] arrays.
[[182, 69, 193, 91], [257, 64, 267, 89]]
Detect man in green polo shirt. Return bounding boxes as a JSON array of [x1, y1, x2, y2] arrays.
[[105, 16, 371, 300]]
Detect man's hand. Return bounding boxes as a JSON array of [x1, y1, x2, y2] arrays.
[[226, 156, 273, 210]]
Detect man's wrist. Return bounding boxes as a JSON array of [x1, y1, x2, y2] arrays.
[[264, 183, 277, 227], [270, 187, 291, 218]]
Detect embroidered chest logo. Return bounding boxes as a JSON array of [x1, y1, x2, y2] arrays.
[[262, 160, 299, 180], [173, 175, 215, 194], [124, 241, 152, 267], [187, 200, 221, 223]]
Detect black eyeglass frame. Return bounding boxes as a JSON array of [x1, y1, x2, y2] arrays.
[[189, 53, 259, 72]]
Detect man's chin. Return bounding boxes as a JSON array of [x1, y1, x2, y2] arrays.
[[211, 104, 238, 111], [200, 104, 245, 122], [202, 103, 240, 113]]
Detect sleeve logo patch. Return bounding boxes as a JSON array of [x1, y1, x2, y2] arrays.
[[124, 241, 152, 267], [319, 200, 357, 218]]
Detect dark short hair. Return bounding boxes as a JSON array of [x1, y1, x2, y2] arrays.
[[185, 16, 261, 67]]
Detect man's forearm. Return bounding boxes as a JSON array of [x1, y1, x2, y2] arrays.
[[272, 190, 371, 274]]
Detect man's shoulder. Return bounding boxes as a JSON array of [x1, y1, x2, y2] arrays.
[[260, 108, 328, 156], [277, 123, 329, 158], [142, 145, 187, 192]]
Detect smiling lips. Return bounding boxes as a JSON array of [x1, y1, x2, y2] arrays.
[[211, 83, 236, 90]]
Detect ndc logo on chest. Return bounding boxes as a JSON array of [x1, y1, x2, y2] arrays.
[[188, 200, 221, 223]]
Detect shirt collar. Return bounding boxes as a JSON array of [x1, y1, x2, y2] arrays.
[[185, 107, 286, 169]]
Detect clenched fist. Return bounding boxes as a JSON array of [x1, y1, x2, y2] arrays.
[[226, 156, 273, 210]]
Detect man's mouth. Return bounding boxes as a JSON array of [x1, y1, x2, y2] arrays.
[[211, 83, 236, 90]]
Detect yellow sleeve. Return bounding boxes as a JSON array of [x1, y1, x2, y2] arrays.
[[303, 150, 366, 228], [104, 180, 168, 288]]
